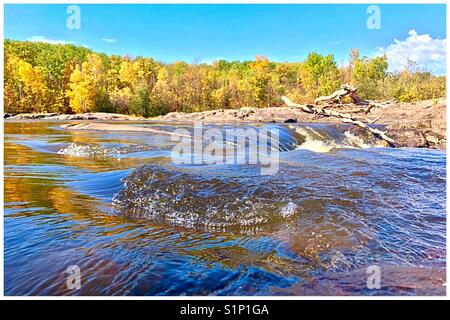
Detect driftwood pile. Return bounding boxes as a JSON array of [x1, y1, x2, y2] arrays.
[[282, 85, 397, 147]]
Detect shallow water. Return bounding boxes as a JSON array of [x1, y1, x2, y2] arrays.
[[4, 121, 446, 295]]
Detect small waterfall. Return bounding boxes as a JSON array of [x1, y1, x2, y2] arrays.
[[290, 126, 337, 153], [283, 124, 387, 152]]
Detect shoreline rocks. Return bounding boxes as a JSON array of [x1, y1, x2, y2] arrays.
[[4, 112, 146, 121], [5, 98, 446, 150]]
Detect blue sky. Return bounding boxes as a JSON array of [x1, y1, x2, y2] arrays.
[[4, 4, 447, 73]]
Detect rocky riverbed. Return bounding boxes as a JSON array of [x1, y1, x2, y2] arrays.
[[158, 98, 446, 150], [5, 98, 446, 150]]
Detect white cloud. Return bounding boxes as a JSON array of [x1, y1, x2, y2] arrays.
[[377, 30, 446, 75], [101, 38, 117, 43], [199, 57, 225, 64], [26, 36, 73, 45]]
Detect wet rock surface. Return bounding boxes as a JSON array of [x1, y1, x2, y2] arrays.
[[378, 99, 446, 150], [112, 164, 300, 231], [5, 98, 446, 149], [158, 98, 446, 150]]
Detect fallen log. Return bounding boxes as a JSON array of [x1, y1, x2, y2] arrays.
[[314, 85, 394, 112], [314, 84, 359, 105], [282, 96, 397, 147]]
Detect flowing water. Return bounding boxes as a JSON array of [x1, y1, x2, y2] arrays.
[[4, 121, 446, 296]]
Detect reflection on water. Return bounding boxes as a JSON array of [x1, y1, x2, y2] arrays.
[[4, 121, 446, 295]]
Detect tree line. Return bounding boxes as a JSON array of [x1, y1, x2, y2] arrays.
[[4, 39, 446, 116]]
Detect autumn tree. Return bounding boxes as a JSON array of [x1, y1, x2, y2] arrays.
[[351, 55, 388, 99], [300, 52, 341, 102], [3, 39, 446, 116], [4, 53, 22, 113], [115, 57, 160, 116], [66, 53, 111, 113], [4, 54, 50, 113]]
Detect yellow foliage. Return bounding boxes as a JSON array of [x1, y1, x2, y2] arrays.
[[5, 55, 50, 113], [4, 40, 447, 116], [66, 54, 106, 113]]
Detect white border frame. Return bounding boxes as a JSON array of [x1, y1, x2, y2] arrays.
[[0, 0, 448, 300]]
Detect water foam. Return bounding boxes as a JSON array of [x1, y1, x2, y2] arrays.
[[58, 143, 148, 158], [290, 126, 337, 152], [343, 130, 386, 148], [113, 165, 299, 230], [287, 125, 386, 152], [58, 143, 124, 158]]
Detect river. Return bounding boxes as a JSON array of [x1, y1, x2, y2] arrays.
[[4, 121, 446, 295]]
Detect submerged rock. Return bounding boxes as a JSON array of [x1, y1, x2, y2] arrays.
[[112, 165, 299, 230]]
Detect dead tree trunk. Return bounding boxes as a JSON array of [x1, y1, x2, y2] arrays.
[[314, 85, 360, 104], [314, 84, 393, 110]]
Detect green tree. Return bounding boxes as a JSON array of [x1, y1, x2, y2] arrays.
[[300, 52, 341, 101], [352, 55, 388, 99]]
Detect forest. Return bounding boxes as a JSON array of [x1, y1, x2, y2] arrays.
[[4, 39, 446, 117]]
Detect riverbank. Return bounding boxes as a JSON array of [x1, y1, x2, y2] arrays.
[[4, 112, 147, 121], [158, 97, 446, 150], [4, 97, 446, 150]]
